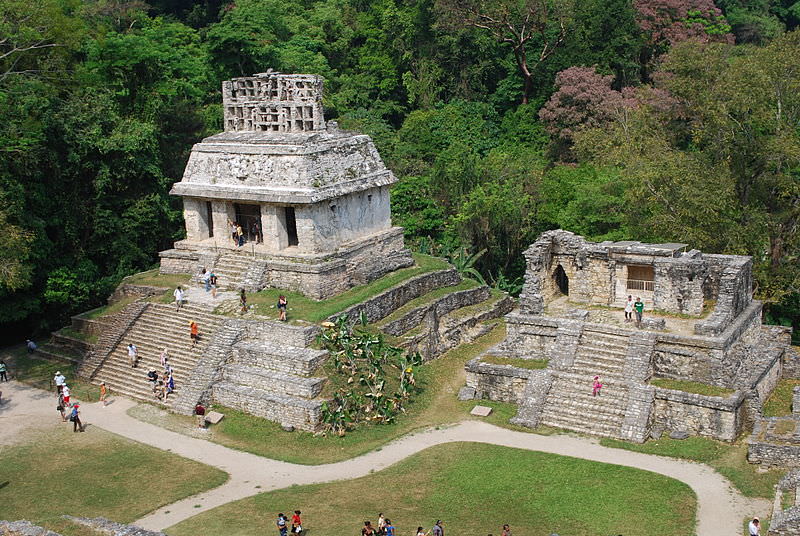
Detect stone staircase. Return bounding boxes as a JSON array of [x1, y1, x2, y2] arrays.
[[539, 372, 631, 438], [89, 303, 224, 405], [211, 342, 328, 431], [205, 252, 253, 290], [537, 328, 642, 439]]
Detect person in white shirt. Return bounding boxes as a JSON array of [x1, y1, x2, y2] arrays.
[[624, 295, 634, 323], [173, 286, 184, 311], [127, 343, 138, 368], [748, 517, 760, 535], [53, 371, 66, 395]]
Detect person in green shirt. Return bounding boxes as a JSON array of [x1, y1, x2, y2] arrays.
[[634, 297, 645, 328]]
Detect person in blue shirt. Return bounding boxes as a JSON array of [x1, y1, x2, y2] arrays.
[[384, 519, 396, 536]]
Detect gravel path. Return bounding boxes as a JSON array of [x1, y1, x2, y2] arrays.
[[0, 381, 770, 534]]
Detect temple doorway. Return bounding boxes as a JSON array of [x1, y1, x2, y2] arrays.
[[284, 207, 299, 246], [234, 203, 261, 243], [554, 264, 569, 295]]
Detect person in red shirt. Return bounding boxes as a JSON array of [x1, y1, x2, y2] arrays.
[[291, 510, 302, 533], [190, 321, 199, 349]]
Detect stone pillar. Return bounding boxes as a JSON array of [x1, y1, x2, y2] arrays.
[[211, 201, 235, 245], [294, 205, 317, 253], [183, 198, 208, 241], [261, 205, 288, 251]]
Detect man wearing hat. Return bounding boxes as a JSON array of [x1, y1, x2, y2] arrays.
[[53, 371, 66, 395], [749, 517, 760, 535], [69, 403, 84, 432]]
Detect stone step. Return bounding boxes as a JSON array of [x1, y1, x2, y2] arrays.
[[212, 381, 325, 432], [232, 342, 328, 377], [222, 364, 326, 399], [576, 342, 628, 358], [36, 345, 84, 364], [580, 330, 630, 348], [539, 412, 622, 438], [572, 354, 627, 375]]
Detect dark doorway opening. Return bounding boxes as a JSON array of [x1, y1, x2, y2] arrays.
[[554, 265, 569, 295], [206, 201, 214, 238], [234, 203, 261, 243], [285, 207, 298, 246]]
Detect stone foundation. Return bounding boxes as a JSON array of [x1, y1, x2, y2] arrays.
[[211, 382, 324, 431], [651, 388, 747, 441]]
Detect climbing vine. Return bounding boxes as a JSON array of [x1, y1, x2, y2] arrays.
[[317, 314, 423, 436]]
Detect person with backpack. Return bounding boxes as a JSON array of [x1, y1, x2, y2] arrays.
[[209, 272, 218, 299], [69, 403, 84, 432], [276, 513, 288, 536]]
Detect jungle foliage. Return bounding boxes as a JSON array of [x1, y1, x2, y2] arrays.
[[1, 0, 799, 337]]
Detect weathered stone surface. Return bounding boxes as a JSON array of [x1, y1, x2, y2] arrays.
[[669, 430, 690, 440], [0, 520, 61, 536], [770, 470, 800, 535], [640, 317, 666, 330], [77, 301, 149, 380], [63, 517, 167, 536], [470, 405, 493, 417], [457, 386, 476, 401]]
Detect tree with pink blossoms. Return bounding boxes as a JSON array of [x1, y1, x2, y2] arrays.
[[633, 0, 733, 49], [538, 67, 625, 145]]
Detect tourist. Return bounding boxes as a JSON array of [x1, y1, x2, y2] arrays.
[[432, 520, 444, 536], [160, 348, 168, 369], [291, 510, 302, 533], [251, 221, 261, 244], [236, 223, 244, 247], [276, 513, 288, 536], [240, 289, 247, 314], [57, 392, 67, 422], [210, 271, 218, 298], [147, 368, 158, 384], [166, 371, 175, 396], [229, 219, 237, 247], [501, 524, 512, 536], [190, 321, 199, 349], [174, 286, 184, 311], [127, 342, 138, 368], [377, 513, 386, 534], [26, 339, 37, 354], [62, 384, 71, 405], [361, 521, 376, 536], [624, 295, 634, 323], [195, 403, 206, 428], [54, 370, 66, 394], [163, 358, 173, 376], [592, 376, 603, 397], [0, 359, 7, 382], [748, 517, 760, 536], [99, 382, 107, 407], [202, 268, 211, 292], [634, 296, 644, 328], [278, 295, 288, 322], [384, 519, 395, 536], [415, 527, 427, 536], [69, 403, 84, 432]]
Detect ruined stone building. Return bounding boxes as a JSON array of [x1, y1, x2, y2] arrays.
[[466, 230, 796, 444], [159, 71, 412, 298]]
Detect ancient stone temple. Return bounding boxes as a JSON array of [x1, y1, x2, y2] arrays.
[[159, 71, 413, 298], [465, 230, 797, 444]]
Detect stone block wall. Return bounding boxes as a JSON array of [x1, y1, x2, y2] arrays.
[[502, 313, 559, 359], [211, 383, 324, 431], [233, 342, 328, 376], [71, 312, 112, 338], [651, 388, 746, 441], [694, 255, 753, 335], [770, 470, 800, 536], [652, 258, 705, 315], [333, 268, 461, 326], [383, 286, 491, 336], [159, 249, 199, 274], [221, 364, 325, 398], [464, 357, 532, 403]]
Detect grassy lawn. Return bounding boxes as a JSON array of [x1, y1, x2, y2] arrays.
[[480, 355, 548, 370], [129, 322, 511, 465], [650, 378, 736, 397], [166, 442, 696, 536], [57, 326, 98, 344], [599, 436, 784, 498], [0, 427, 227, 536], [122, 269, 192, 288], [763, 378, 800, 417], [238, 253, 450, 323], [2, 346, 101, 402]]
